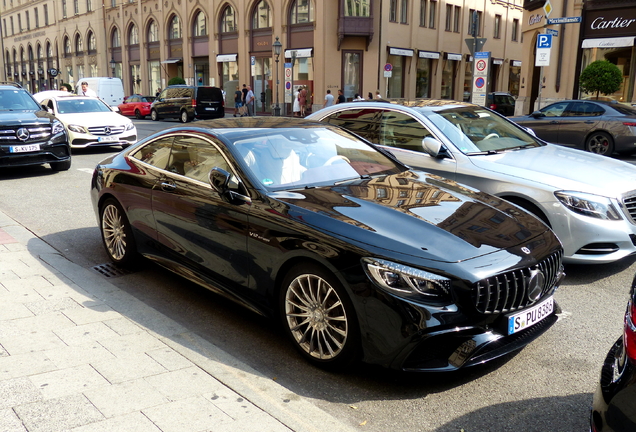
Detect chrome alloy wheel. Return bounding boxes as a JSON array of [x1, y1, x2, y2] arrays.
[[284, 274, 348, 360], [101, 203, 128, 261]]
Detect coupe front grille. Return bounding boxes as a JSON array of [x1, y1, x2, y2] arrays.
[[473, 250, 563, 314], [87, 125, 126, 136], [0, 125, 51, 144], [623, 191, 636, 223]]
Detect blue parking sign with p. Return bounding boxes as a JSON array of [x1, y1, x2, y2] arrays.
[[537, 34, 552, 49]]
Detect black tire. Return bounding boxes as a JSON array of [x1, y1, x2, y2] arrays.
[[585, 131, 614, 155], [134, 109, 145, 120], [180, 110, 190, 123], [99, 198, 138, 266], [50, 159, 71, 171], [150, 109, 159, 121], [279, 263, 360, 370]]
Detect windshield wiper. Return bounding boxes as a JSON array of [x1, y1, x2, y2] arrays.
[[466, 150, 500, 155]]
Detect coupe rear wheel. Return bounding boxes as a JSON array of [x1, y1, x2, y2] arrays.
[[280, 263, 360, 370], [150, 109, 159, 121], [134, 109, 145, 120], [100, 198, 137, 265], [180, 110, 190, 123], [586, 131, 614, 155]]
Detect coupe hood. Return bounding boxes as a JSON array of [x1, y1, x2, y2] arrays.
[[469, 144, 636, 196], [272, 173, 551, 263]]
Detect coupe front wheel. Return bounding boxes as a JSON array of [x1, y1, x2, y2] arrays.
[[100, 199, 137, 266], [280, 263, 360, 370], [586, 131, 614, 155]]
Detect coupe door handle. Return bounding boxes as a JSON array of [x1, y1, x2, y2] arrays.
[[160, 181, 177, 192]]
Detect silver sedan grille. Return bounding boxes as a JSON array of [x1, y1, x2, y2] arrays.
[[622, 192, 636, 223]]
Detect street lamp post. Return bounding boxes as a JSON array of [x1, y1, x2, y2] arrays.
[[109, 57, 116, 78], [272, 36, 282, 116]]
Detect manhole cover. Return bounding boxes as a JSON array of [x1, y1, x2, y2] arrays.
[[92, 263, 135, 278]]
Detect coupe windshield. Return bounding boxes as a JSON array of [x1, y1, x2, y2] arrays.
[[231, 127, 404, 190], [57, 98, 112, 114], [426, 106, 542, 154]]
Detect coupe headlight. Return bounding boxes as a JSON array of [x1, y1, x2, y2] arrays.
[[554, 191, 622, 220], [68, 124, 88, 134], [51, 120, 65, 135], [124, 122, 135, 131], [362, 258, 452, 300]]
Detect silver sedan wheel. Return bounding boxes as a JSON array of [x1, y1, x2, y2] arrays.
[[284, 273, 348, 360], [101, 203, 128, 261]]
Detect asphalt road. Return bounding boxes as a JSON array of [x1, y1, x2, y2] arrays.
[[2, 118, 636, 431]]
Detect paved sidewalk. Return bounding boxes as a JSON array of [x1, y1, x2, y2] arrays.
[[0, 211, 357, 432]]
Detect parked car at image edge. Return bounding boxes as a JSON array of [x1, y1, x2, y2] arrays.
[[118, 94, 155, 119], [510, 99, 636, 156], [0, 83, 70, 171], [40, 95, 137, 149], [591, 274, 636, 432], [307, 99, 636, 264], [91, 117, 564, 371], [487, 92, 516, 116], [151, 85, 224, 123]]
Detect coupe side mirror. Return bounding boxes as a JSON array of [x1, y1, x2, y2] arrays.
[[209, 167, 251, 205], [422, 137, 450, 159], [531, 111, 545, 118]]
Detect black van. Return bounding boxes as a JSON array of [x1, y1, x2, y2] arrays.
[[150, 85, 225, 122]]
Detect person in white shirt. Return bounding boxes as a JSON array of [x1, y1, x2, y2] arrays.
[[324, 89, 335, 107], [80, 81, 97, 97]]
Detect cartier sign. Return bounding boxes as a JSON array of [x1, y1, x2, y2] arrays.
[[584, 8, 636, 38]]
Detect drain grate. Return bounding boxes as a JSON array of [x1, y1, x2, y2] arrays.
[[92, 263, 136, 278]]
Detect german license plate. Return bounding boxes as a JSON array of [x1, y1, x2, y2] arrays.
[[10, 144, 40, 153], [98, 136, 118, 142], [205, 107, 216, 111], [507, 296, 554, 335]]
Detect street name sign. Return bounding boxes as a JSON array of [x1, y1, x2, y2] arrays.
[[547, 16, 582, 24]]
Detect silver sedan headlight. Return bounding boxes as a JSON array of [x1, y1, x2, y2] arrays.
[[554, 191, 622, 220], [363, 258, 451, 300], [67, 124, 88, 134], [52, 120, 65, 135]]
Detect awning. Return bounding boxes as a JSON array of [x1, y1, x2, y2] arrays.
[[492, 58, 504, 65], [216, 54, 237, 62], [445, 53, 462, 61], [582, 37, 635, 49], [285, 48, 312, 58], [161, 58, 182, 64], [511, 60, 522, 67], [419, 51, 440, 59], [389, 47, 414, 57]]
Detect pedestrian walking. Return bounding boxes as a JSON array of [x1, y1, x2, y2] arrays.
[[336, 89, 345, 104], [245, 85, 255, 116], [353, 93, 364, 101], [241, 84, 249, 116], [324, 89, 334, 107], [293, 89, 301, 116], [367, 92, 373, 100], [299, 86, 307, 117], [375, 90, 382, 99], [234, 86, 243, 117]]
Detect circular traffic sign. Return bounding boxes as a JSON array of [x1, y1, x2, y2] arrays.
[[475, 77, 485, 89], [384, 63, 393, 72], [285, 82, 291, 89], [476, 59, 487, 72], [285, 68, 292, 78]]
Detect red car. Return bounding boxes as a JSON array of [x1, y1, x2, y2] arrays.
[[117, 95, 155, 119]]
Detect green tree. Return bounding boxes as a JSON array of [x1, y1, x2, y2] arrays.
[[579, 60, 623, 99], [167, 77, 186, 86]]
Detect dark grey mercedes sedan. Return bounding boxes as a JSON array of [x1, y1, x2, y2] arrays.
[[91, 117, 564, 372]]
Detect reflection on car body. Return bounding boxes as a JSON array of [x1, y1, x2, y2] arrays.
[[308, 100, 636, 264], [91, 118, 564, 372]]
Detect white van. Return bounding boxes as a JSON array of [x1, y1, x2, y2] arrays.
[[75, 77, 125, 107]]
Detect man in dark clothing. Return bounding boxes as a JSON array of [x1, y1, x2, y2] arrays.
[[241, 84, 249, 116], [234, 86, 243, 117], [336, 89, 346, 104]]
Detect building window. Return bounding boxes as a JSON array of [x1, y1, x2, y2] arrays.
[[111, 27, 120, 48], [220, 6, 236, 32], [34, 8, 39, 28], [400, 0, 407, 23], [468, 9, 482, 37], [2, 19, 5, 38], [44, 5, 48, 26], [290, 0, 314, 24], [25, 11, 30, 31], [445, 4, 451, 31], [64, 37, 71, 55], [147, 21, 159, 42], [494, 14, 501, 39], [10, 17, 13, 35], [88, 31, 97, 52], [429, 0, 436, 29], [17, 14, 21, 33], [389, 0, 397, 22], [252, 1, 272, 28], [168, 15, 181, 39], [87, 0, 92, 12], [454, 6, 461, 33], [74, 0, 79, 14], [419, 0, 427, 27], [111, 0, 115, 7], [345, 0, 370, 16], [193, 11, 206, 36], [512, 18, 519, 42], [128, 25, 138, 45], [75, 35, 83, 55], [62, 1, 67, 18]]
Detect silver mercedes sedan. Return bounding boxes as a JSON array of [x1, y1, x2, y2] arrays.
[[307, 99, 636, 264]]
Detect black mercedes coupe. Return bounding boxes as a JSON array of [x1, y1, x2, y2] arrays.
[[90, 117, 564, 371]]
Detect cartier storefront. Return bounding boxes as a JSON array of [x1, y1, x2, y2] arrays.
[[579, 1, 636, 102]]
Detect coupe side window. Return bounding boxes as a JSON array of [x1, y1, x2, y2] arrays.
[[131, 136, 174, 170], [541, 102, 568, 117], [379, 111, 433, 151], [565, 102, 604, 117], [323, 109, 382, 143], [167, 136, 230, 183]]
